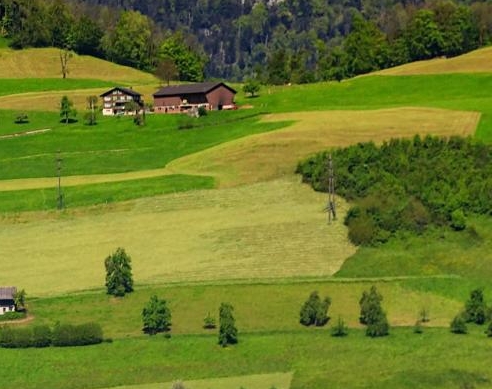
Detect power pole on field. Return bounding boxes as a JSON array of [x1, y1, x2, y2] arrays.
[[56, 150, 64, 210], [327, 154, 336, 223]]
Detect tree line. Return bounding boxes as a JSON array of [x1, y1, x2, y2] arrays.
[[1, 0, 492, 81], [297, 135, 492, 246]]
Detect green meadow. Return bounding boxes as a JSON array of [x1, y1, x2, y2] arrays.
[[1, 47, 492, 389]]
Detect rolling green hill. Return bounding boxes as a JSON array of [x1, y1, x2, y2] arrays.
[[1, 47, 492, 389]]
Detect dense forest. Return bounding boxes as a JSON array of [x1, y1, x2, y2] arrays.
[[297, 136, 492, 245], [1, 0, 492, 81]]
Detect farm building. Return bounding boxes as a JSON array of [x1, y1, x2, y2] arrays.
[[100, 87, 143, 116], [153, 82, 236, 114], [0, 287, 16, 315]]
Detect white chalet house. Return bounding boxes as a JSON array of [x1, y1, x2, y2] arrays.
[[100, 87, 143, 116], [0, 287, 16, 315]]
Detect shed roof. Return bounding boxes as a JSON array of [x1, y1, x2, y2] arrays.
[[0, 287, 16, 300], [100, 87, 142, 98], [153, 82, 236, 97]]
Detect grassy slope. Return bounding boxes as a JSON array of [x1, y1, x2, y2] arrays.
[[0, 178, 355, 295], [167, 107, 479, 187], [375, 46, 492, 75], [0, 47, 157, 83], [1, 329, 491, 389]]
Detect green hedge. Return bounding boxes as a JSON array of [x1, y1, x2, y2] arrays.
[[0, 322, 103, 348], [0, 311, 26, 322]]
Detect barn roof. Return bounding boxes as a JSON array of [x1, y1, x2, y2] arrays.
[[100, 87, 142, 98], [153, 82, 236, 97], [0, 287, 16, 300]]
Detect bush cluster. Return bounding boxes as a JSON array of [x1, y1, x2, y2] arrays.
[[359, 286, 389, 337], [297, 135, 492, 245], [450, 289, 492, 335], [0, 322, 103, 349], [300, 291, 331, 327]]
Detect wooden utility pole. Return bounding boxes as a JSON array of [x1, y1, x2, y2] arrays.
[[56, 150, 64, 210], [327, 154, 336, 223]]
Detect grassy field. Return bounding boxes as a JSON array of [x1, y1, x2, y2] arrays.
[[166, 107, 478, 187], [0, 178, 355, 295], [28, 278, 466, 338], [1, 47, 492, 389], [0, 329, 491, 389], [375, 46, 492, 75], [0, 47, 157, 83]]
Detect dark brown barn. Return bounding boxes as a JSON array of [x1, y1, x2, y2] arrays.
[[153, 82, 236, 114]]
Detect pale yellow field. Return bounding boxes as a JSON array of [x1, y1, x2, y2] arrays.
[[0, 107, 478, 192], [103, 372, 293, 389], [166, 107, 479, 187], [0, 177, 356, 295], [0, 84, 160, 112], [374, 46, 492, 75], [0, 47, 157, 83]]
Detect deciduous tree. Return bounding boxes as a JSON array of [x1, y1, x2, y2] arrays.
[[104, 247, 133, 297], [218, 303, 237, 347], [142, 295, 171, 335], [59, 95, 76, 124]]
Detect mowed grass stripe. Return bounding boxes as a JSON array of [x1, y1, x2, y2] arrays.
[[101, 373, 293, 389], [0, 178, 355, 295], [166, 107, 479, 187], [0, 174, 214, 213]]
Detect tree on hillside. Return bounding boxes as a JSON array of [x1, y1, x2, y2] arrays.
[[59, 95, 76, 124], [155, 57, 178, 86], [104, 247, 133, 297], [13, 289, 26, 312], [101, 10, 156, 70], [218, 303, 238, 347], [159, 32, 205, 82], [243, 78, 261, 97], [359, 286, 389, 337], [299, 291, 331, 327], [60, 46, 73, 79], [85, 95, 98, 126], [142, 295, 171, 335], [464, 289, 487, 324]]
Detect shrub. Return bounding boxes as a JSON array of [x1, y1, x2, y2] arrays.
[[203, 312, 216, 329], [331, 317, 348, 337], [450, 314, 468, 334], [300, 291, 331, 326], [0, 326, 33, 348], [171, 381, 186, 389], [218, 303, 238, 347], [0, 311, 26, 322], [14, 112, 29, 124], [487, 321, 492, 337], [52, 322, 103, 347], [464, 289, 487, 324], [366, 314, 390, 337], [413, 320, 423, 334], [451, 209, 467, 231], [142, 295, 172, 335], [32, 325, 52, 348], [419, 308, 430, 323], [198, 106, 208, 117]]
